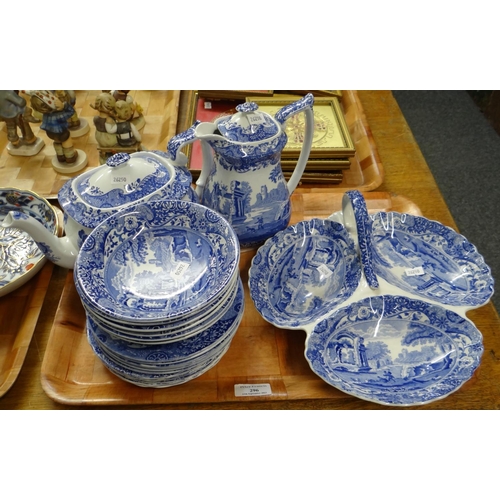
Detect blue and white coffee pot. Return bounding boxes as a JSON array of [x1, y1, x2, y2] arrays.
[[168, 94, 314, 247]]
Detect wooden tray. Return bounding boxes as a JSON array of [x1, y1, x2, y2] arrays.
[[0, 90, 181, 199], [338, 90, 384, 191], [0, 261, 55, 398], [40, 191, 421, 406]]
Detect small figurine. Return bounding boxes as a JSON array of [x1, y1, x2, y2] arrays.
[[105, 99, 142, 149], [54, 90, 89, 137], [29, 90, 88, 174], [90, 92, 119, 164], [0, 90, 44, 156], [108, 90, 145, 130], [91, 92, 144, 164]]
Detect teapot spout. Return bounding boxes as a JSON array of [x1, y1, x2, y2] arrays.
[[1, 211, 79, 269]]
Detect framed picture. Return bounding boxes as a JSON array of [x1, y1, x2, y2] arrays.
[[248, 95, 355, 158]]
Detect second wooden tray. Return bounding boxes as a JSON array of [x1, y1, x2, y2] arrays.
[[0, 90, 181, 199]]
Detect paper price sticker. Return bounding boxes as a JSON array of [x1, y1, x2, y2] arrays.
[[317, 263, 333, 279], [247, 114, 266, 125], [173, 261, 190, 278], [234, 384, 272, 397], [204, 101, 212, 109], [405, 266, 425, 277]]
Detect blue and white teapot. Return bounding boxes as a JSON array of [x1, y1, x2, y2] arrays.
[[1, 150, 197, 268], [168, 94, 314, 247]]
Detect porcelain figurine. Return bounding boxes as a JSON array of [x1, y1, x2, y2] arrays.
[[91, 92, 143, 164], [90, 92, 119, 164], [1, 150, 197, 269], [167, 94, 315, 247], [29, 90, 88, 174], [109, 90, 145, 130], [0, 90, 44, 156], [105, 99, 142, 150]]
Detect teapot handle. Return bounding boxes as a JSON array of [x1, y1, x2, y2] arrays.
[[275, 93, 314, 195], [166, 120, 200, 165]]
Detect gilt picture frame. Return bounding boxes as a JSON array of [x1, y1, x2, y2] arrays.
[[247, 95, 355, 158]]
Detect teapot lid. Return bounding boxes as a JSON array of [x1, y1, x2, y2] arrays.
[[58, 151, 192, 228], [76, 152, 173, 206], [216, 102, 279, 142]]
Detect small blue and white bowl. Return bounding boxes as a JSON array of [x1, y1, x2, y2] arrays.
[[369, 210, 494, 311], [248, 217, 362, 329], [0, 188, 60, 297]]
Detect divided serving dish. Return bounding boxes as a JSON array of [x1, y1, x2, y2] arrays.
[[248, 190, 494, 406]]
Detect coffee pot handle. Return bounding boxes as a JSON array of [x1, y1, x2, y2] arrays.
[[166, 120, 200, 165], [275, 93, 314, 194]]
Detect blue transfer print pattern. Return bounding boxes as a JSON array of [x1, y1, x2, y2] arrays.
[[58, 154, 193, 229], [344, 190, 379, 289], [249, 218, 362, 328], [306, 295, 484, 406], [370, 212, 494, 307], [74, 200, 239, 323]]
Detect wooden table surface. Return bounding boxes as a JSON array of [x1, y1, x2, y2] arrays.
[[1, 90, 499, 410]]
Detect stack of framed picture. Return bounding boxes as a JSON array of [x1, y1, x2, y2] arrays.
[[180, 90, 355, 184]]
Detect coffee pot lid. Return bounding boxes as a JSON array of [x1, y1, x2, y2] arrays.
[[216, 102, 280, 142]]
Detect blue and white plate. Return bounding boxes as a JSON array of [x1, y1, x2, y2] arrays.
[[87, 325, 231, 387], [74, 200, 240, 324], [370, 211, 494, 309], [87, 280, 242, 349], [79, 270, 240, 339], [305, 294, 484, 406], [92, 280, 243, 373], [87, 296, 242, 386], [248, 218, 362, 329]]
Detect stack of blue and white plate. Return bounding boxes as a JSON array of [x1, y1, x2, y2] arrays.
[[74, 200, 243, 388]]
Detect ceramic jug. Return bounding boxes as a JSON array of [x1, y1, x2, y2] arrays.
[[167, 93, 314, 246]]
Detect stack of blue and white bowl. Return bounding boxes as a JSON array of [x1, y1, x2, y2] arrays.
[[74, 200, 243, 388]]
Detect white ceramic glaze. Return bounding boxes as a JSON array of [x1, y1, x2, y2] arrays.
[[342, 190, 379, 289], [74, 200, 240, 324], [305, 294, 484, 406], [248, 217, 362, 329]]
